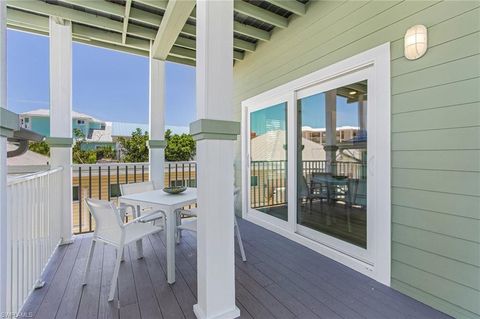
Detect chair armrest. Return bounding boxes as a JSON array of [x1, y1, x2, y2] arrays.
[[122, 209, 166, 227], [177, 208, 197, 217], [118, 203, 137, 219]]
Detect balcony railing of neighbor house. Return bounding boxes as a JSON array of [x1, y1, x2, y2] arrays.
[[250, 160, 366, 209], [72, 161, 197, 234], [6, 167, 64, 313]]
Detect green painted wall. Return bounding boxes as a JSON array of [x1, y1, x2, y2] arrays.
[[233, 1, 480, 318], [30, 117, 50, 136]]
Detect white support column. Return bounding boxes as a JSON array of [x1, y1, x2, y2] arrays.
[[49, 17, 73, 244], [148, 55, 166, 189], [0, 0, 8, 313], [325, 89, 337, 173], [192, 0, 239, 318]]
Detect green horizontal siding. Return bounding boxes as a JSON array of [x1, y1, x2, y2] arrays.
[[392, 261, 479, 316], [392, 168, 479, 196], [392, 150, 480, 172], [392, 77, 480, 114], [233, 1, 480, 318], [392, 205, 479, 244], [392, 54, 480, 95], [392, 126, 480, 151], [392, 102, 480, 132], [392, 223, 479, 268], [392, 187, 479, 220], [392, 242, 479, 290]]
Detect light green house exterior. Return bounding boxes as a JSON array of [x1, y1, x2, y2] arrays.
[[233, 1, 480, 318]]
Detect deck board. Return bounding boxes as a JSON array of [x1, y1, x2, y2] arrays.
[[21, 219, 451, 319], [55, 237, 91, 319]]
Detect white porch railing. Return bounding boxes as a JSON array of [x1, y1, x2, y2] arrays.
[[6, 167, 64, 313]]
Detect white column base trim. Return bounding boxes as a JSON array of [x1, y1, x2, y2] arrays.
[[59, 237, 74, 245], [193, 304, 240, 319]]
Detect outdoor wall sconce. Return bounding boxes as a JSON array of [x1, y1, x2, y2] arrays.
[[404, 25, 428, 60]]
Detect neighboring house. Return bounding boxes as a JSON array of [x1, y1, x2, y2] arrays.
[[19, 108, 105, 138], [19, 109, 189, 153], [86, 121, 189, 152]]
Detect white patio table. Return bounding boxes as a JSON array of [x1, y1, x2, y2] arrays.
[[119, 187, 197, 284]]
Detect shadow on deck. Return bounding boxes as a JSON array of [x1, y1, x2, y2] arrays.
[[21, 219, 450, 319]]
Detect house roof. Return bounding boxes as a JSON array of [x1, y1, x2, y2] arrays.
[[251, 130, 325, 161], [251, 130, 362, 162], [21, 108, 104, 124], [111, 122, 149, 137], [6, 0, 309, 66]]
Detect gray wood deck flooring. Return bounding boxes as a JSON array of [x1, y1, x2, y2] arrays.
[[21, 219, 451, 319]]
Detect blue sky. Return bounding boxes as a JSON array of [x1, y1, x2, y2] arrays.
[[7, 29, 196, 127], [250, 94, 359, 135]]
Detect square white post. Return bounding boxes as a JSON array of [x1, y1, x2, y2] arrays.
[[0, 0, 8, 313], [148, 56, 166, 189], [48, 17, 73, 244], [325, 89, 337, 173], [192, 1, 240, 318]]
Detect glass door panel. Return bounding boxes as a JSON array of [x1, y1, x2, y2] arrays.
[[297, 81, 368, 248], [249, 102, 288, 221]]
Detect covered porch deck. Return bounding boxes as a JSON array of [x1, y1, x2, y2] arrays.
[[21, 219, 449, 319]]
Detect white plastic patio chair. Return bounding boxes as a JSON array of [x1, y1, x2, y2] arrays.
[[82, 198, 163, 301], [120, 181, 165, 226], [177, 189, 247, 261]]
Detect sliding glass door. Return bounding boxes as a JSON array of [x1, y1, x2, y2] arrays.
[[296, 81, 368, 250], [242, 44, 391, 283], [248, 102, 288, 223]]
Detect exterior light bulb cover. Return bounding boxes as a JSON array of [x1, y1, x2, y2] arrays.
[[404, 25, 428, 60]]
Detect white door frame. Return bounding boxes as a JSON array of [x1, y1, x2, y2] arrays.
[[241, 43, 391, 285]]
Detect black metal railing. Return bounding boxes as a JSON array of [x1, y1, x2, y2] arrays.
[[72, 161, 197, 234], [250, 160, 366, 209]]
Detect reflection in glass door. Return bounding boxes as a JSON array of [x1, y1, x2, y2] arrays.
[[249, 102, 288, 221], [297, 81, 368, 248]]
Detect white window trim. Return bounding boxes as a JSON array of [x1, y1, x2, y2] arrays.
[[241, 43, 391, 285]]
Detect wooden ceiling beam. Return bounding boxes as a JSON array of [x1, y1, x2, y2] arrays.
[[151, 0, 196, 60], [122, 0, 133, 44], [234, 0, 288, 28], [264, 0, 306, 16]]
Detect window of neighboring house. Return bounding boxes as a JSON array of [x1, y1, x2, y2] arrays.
[[25, 118, 29, 123], [77, 120, 85, 125], [109, 184, 122, 197], [73, 186, 79, 201]]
